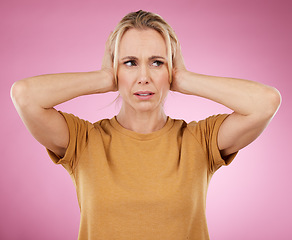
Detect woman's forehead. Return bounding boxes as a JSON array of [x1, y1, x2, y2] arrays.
[[118, 28, 167, 58]]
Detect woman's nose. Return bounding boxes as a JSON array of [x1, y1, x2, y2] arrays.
[[138, 78, 149, 84], [138, 65, 150, 84]]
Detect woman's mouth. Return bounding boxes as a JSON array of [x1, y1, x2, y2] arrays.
[[134, 91, 155, 100]]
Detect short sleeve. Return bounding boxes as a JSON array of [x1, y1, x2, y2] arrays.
[[188, 114, 238, 173], [46, 111, 93, 174]]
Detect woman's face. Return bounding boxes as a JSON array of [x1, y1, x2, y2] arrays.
[[117, 28, 170, 113]]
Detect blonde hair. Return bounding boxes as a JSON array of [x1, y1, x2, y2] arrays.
[[109, 10, 178, 84]]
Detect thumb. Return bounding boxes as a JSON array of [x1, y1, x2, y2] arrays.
[[101, 32, 114, 69], [173, 41, 186, 70]]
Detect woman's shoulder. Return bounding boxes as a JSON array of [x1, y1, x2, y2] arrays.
[[58, 111, 113, 134], [172, 114, 230, 133], [93, 118, 111, 129]]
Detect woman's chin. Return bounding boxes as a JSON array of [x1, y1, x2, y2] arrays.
[[131, 102, 162, 114]]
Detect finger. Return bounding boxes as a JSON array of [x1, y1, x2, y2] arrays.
[[173, 41, 185, 69]]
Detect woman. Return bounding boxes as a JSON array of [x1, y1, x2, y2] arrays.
[[11, 10, 281, 240]]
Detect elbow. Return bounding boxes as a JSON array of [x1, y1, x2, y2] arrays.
[[262, 87, 281, 119], [10, 80, 31, 108]]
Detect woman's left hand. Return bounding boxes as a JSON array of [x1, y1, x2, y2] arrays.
[[170, 42, 189, 93]]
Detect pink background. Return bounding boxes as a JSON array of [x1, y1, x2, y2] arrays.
[[1, 0, 291, 239]]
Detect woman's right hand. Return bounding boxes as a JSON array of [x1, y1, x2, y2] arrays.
[[101, 33, 117, 92]]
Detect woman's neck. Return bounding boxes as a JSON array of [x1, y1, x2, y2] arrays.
[[116, 106, 167, 134]]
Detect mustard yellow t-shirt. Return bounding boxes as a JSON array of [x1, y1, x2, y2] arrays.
[[47, 112, 237, 240]]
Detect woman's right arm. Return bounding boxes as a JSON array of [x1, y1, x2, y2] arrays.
[[10, 70, 116, 157]]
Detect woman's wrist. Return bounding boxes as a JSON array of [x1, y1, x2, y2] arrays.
[[96, 69, 117, 93], [171, 70, 195, 94]]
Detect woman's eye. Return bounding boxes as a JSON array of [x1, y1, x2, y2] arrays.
[[152, 60, 164, 67], [124, 61, 136, 67]]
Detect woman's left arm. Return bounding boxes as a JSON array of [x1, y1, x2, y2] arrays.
[[171, 44, 281, 157]]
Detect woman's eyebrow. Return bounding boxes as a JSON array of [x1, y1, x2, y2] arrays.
[[149, 56, 166, 60], [121, 56, 166, 61], [121, 56, 138, 61]]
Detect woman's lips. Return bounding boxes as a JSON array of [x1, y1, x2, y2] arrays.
[[134, 91, 155, 100]]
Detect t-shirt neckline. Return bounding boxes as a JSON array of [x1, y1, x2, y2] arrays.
[[109, 116, 174, 140]]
